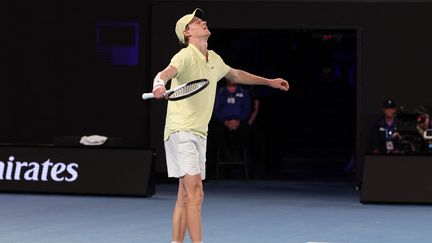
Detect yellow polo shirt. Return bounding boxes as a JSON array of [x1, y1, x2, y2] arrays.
[[164, 44, 231, 140]]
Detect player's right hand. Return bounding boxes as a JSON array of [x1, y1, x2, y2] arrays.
[[152, 86, 166, 99]]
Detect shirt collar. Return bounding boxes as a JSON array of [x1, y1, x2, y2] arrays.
[[189, 43, 209, 62]]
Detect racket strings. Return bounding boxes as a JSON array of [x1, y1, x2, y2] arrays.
[[171, 81, 207, 99]]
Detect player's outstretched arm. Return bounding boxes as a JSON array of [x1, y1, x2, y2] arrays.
[[152, 66, 178, 99], [224, 68, 289, 91]]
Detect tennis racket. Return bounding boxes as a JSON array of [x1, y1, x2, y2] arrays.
[[142, 79, 209, 101]]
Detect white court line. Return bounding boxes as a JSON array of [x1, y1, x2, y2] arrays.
[[307, 242, 337, 243]]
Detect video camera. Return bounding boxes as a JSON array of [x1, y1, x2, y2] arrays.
[[395, 108, 431, 154], [418, 114, 428, 124]]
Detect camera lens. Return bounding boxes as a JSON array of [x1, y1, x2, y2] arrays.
[[418, 115, 427, 123]]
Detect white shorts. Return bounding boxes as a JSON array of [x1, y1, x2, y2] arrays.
[[164, 131, 207, 180]]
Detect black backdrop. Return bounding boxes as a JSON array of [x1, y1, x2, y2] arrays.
[[1, 1, 151, 146], [2, 0, 432, 178]]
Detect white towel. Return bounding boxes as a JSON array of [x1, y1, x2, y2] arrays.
[[79, 135, 108, 146]]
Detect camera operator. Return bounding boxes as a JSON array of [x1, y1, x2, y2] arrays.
[[369, 99, 401, 154], [414, 106, 432, 153]]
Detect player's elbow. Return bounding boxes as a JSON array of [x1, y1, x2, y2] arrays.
[[226, 68, 242, 83]]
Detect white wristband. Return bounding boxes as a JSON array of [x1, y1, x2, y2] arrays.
[[153, 74, 166, 89]]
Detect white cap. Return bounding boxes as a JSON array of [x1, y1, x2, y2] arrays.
[[175, 8, 204, 44]]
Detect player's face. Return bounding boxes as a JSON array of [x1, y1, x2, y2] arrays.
[[184, 17, 211, 39]]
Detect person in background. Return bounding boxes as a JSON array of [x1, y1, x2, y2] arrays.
[[369, 99, 401, 154], [212, 78, 252, 160]]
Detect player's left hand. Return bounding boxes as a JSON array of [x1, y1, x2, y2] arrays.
[[269, 78, 289, 91]]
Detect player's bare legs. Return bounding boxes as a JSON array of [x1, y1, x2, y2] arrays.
[[183, 173, 204, 243], [172, 178, 189, 242]]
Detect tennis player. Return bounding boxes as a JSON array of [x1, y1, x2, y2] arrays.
[[152, 8, 289, 243]]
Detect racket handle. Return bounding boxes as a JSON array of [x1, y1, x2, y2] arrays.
[[142, 92, 155, 100]]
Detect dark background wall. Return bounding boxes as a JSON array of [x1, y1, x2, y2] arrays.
[[1, 0, 151, 146], [2, 1, 432, 177]]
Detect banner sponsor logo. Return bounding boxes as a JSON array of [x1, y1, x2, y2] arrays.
[[0, 156, 78, 182]]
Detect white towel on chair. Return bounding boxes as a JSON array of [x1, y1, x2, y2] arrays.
[[79, 135, 108, 146]]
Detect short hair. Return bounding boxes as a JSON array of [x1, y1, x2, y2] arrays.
[[179, 35, 189, 47], [179, 25, 191, 47]]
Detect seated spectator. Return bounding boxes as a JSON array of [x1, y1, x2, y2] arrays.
[[212, 78, 252, 160], [369, 99, 401, 154]]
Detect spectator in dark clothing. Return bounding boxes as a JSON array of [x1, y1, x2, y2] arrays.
[[213, 78, 252, 160], [369, 99, 401, 154], [214, 79, 252, 125]]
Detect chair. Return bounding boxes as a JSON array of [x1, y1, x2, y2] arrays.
[[215, 143, 250, 180]]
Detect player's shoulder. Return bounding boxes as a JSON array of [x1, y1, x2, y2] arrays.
[[175, 46, 193, 56], [171, 46, 195, 64]]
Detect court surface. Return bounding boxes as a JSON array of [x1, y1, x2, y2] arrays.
[[1, 180, 431, 243]]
